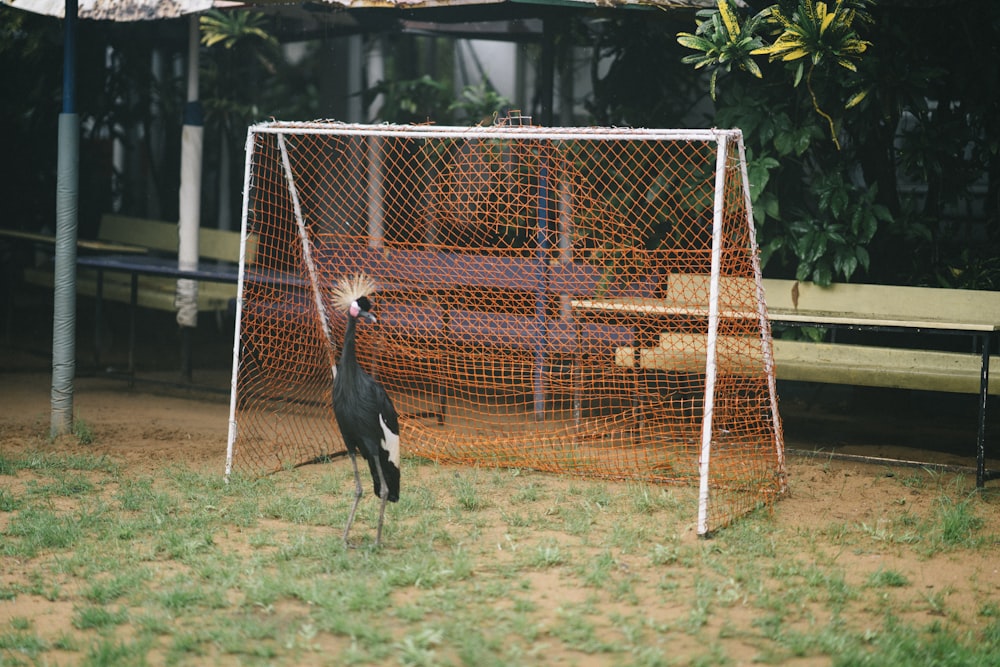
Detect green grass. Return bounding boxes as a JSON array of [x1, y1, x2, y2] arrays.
[[0, 450, 997, 666]]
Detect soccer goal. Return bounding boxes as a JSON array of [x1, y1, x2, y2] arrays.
[[225, 119, 786, 535]]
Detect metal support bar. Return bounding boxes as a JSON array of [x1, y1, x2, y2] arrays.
[[128, 272, 137, 388], [977, 331, 992, 488], [534, 156, 551, 421], [180, 325, 193, 382], [93, 268, 104, 370]]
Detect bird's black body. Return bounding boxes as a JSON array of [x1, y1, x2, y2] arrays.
[[331, 280, 400, 547], [333, 308, 401, 501]]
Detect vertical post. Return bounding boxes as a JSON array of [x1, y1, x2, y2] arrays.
[[93, 270, 104, 370], [697, 135, 729, 537], [367, 135, 384, 250], [539, 20, 555, 126], [976, 331, 991, 488], [557, 28, 574, 125], [534, 147, 552, 421], [51, 0, 80, 438], [225, 129, 258, 480], [556, 162, 579, 426], [127, 273, 138, 387], [277, 133, 337, 357], [735, 132, 787, 491], [177, 14, 203, 382]]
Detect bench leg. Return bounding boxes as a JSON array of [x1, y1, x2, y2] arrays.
[[93, 269, 104, 371], [437, 390, 446, 426], [128, 272, 137, 388], [976, 332, 992, 488], [180, 326, 193, 382]]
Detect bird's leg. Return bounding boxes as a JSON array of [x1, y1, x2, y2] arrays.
[[343, 450, 363, 547], [373, 458, 390, 548]]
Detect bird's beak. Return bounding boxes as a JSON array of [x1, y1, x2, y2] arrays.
[[360, 310, 377, 324]]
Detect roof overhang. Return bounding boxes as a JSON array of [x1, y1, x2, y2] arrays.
[[2, 0, 713, 22]]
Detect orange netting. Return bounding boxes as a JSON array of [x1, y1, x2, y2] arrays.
[[226, 121, 786, 534]]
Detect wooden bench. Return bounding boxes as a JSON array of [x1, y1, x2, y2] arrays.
[[762, 279, 999, 394], [584, 273, 1000, 486], [13, 214, 258, 382], [0, 228, 148, 255], [22, 214, 256, 314], [244, 239, 658, 421]]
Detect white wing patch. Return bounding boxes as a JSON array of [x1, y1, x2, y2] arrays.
[[379, 414, 400, 467]]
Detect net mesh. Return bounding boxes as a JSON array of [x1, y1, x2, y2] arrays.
[[227, 121, 786, 534]]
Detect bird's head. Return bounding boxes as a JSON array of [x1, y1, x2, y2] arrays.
[[351, 295, 376, 324], [333, 273, 379, 324]]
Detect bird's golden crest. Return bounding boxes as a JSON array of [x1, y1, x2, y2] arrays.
[[332, 273, 379, 312]]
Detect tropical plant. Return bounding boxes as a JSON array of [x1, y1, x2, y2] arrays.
[[367, 74, 451, 124], [769, 172, 891, 284], [200, 10, 278, 52], [199, 10, 284, 231], [679, 0, 872, 148], [676, 0, 767, 100], [449, 81, 511, 125], [677, 0, 886, 284], [750, 0, 872, 149]]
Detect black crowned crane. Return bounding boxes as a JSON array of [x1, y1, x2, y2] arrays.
[[331, 273, 400, 547]]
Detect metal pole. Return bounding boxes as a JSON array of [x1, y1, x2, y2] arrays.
[[696, 135, 729, 537], [225, 128, 258, 481], [177, 14, 203, 381], [976, 332, 991, 488], [50, 0, 80, 438], [539, 19, 555, 126]]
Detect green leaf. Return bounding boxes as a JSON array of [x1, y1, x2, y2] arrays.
[[747, 156, 779, 199], [834, 251, 858, 281], [763, 193, 780, 219], [812, 263, 833, 286], [744, 57, 764, 79], [677, 33, 713, 51], [855, 245, 870, 271], [793, 127, 813, 156], [825, 227, 846, 244], [858, 213, 877, 243], [795, 262, 812, 282], [831, 189, 848, 218], [773, 131, 794, 156], [801, 326, 827, 342], [872, 203, 892, 223], [759, 237, 783, 267], [845, 88, 868, 109]]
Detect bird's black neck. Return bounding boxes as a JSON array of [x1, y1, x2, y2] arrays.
[[338, 314, 359, 374]]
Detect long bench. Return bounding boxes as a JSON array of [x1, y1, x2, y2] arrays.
[[244, 239, 659, 421], [22, 214, 255, 314], [762, 279, 999, 393], [584, 274, 1000, 487], [18, 214, 257, 381]]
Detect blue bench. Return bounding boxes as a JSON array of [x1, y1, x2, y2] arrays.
[[244, 239, 662, 421]]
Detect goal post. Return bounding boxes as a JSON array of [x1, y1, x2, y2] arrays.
[[225, 121, 787, 535]]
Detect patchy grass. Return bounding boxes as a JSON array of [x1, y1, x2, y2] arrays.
[[0, 449, 998, 666]]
